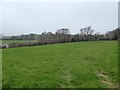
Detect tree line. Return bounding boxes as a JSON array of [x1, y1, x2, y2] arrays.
[[1, 26, 120, 48]]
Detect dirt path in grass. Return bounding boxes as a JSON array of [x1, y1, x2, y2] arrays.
[[97, 71, 116, 88], [60, 69, 73, 88], [58, 57, 73, 88]]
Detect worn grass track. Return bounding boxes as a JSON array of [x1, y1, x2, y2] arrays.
[[2, 41, 118, 88]]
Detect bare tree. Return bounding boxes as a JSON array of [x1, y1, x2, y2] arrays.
[[80, 26, 94, 41], [56, 28, 71, 43]]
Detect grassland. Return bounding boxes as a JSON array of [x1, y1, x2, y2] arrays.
[[0, 40, 34, 44], [0, 49, 2, 89], [2, 41, 118, 88]]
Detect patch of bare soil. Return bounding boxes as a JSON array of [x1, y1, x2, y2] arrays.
[[97, 71, 116, 88]]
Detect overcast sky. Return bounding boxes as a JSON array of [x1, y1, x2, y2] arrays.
[[1, 1, 118, 36]]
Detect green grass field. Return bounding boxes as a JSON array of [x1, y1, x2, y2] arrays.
[[0, 40, 34, 44], [2, 41, 118, 88], [0, 48, 1, 89]]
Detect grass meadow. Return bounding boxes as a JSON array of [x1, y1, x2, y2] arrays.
[[2, 41, 118, 88]]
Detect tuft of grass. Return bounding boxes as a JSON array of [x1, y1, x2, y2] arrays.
[[2, 41, 118, 88]]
